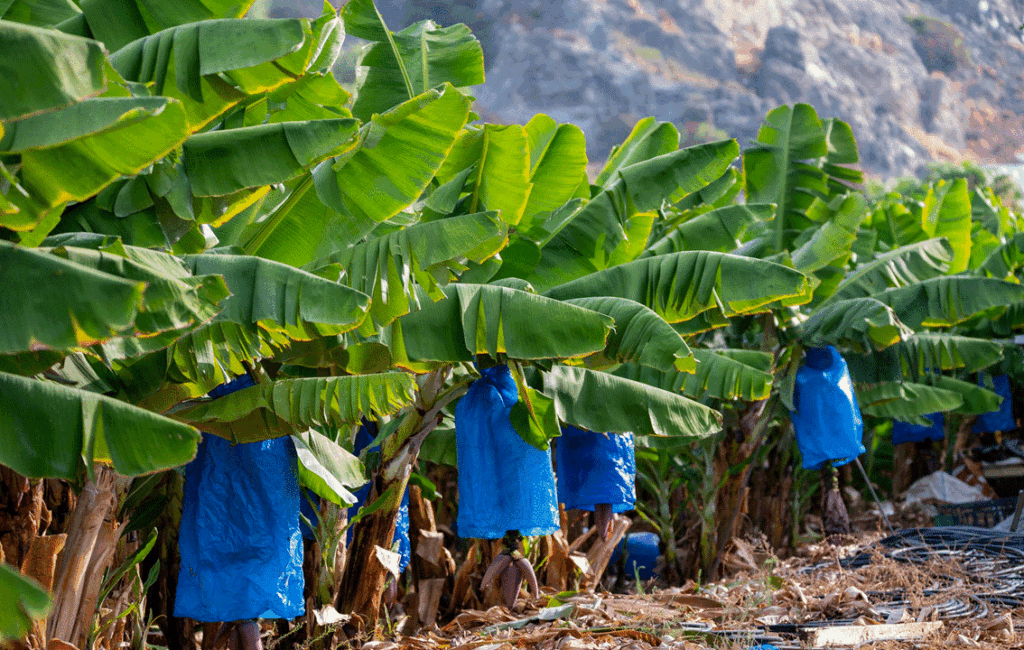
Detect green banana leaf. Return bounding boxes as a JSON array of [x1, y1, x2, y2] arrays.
[[0, 240, 147, 354], [543, 365, 722, 439], [168, 321, 288, 386], [292, 428, 365, 506], [344, 0, 485, 120], [527, 139, 741, 290], [4, 96, 189, 232], [790, 193, 866, 274], [930, 375, 1003, 415], [976, 231, 1024, 279], [613, 348, 774, 401], [235, 174, 340, 266], [311, 211, 508, 328], [51, 242, 229, 342], [821, 238, 954, 306], [318, 84, 470, 229], [436, 123, 532, 225], [170, 373, 416, 442], [921, 178, 971, 274], [898, 333, 1004, 375], [798, 297, 912, 353], [71, 0, 252, 51], [0, 370, 200, 478], [520, 115, 588, 230], [0, 21, 105, 121], [183, 118, 359, 196], [645, 204, 775, 256], [388, 283, 613, 364], [743, 103, 829, 251], [109, 18, 313, 129], [260, 71, 351, 123], [545, 251, 812, 324], [594, 117, 680, 188], [563, 297, 695, 372], [2, 0, 81, 27], [183, 253, 372, 339], [0, 564, 50, 643], [873, 201, 928, 249], [857, 380, 963, 425], [874, 275, 1024, 328]]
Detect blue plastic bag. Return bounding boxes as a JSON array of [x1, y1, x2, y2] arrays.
[[609, 532, 660, 580], [175, 375, 304, 622], [455, 365, 559, 539], [556, 426, 636, 512], [973, 374, 1014, 433], [791, 346, 866, 470], [347, 422, 411, 574], [892, 412, 945, 445]]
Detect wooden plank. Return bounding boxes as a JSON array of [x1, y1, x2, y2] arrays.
[[809, 621, 943, 646]]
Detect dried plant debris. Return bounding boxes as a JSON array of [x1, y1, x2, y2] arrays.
[[358, 527, 1022, 650]]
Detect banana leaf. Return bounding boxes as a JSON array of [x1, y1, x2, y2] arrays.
[[311, 211, 508, 328], [594, 118, 679, 188], [183, 118, 359, 196], [109, 18, 313, 129], [0, 370, 200, 478], [857, 380, 962, 425], [612, 348, 773, 402], [318, 84, 470, 228], [520, 115, 588, 229], [821, 238, 953, 306], [528, 139, 740, 290], [645, 204, 775, 256], [73, 0, 251, 51], [388, 283, 613, 364], [874, 275, 1024, 328], [170, 373, 417, 442], [436, 123, 532, 225], [0, 21, 105, 121], [898, 333, 1004, 375], [292, 428, 365, 506], [0, 564, 50, 643], [543, 365, 722, 439], [0, 240, 146, 353], [563, 297, 694, 372], [545, 251, 812, 324], [799, 297, 911, 353], [183, 253, 371, 339]]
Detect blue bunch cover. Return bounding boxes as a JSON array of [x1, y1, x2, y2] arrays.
[[609, 532, 660, 580], [791, 346, 866, 470], [455, 365, 559, 539], [347, 422, 411, 574], [973, 374, 1015, 433], [175, 374, 304, 622], [892, 412, 945, 445], [556, 426, 636, 512]]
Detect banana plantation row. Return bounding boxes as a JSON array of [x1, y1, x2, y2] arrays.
[[2, 0, 1023, 646]]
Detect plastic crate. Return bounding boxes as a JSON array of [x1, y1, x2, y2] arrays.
[[934, 497, 1018, 527]]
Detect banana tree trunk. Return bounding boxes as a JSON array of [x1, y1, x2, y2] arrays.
[[47, 466, 128, 648], [336, 375, 464, 625]]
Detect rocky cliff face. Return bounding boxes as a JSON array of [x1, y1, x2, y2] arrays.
[[279, 0, 1024, 177]]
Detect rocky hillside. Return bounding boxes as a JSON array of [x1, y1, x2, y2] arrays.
[[277, 0, 1024, 178]]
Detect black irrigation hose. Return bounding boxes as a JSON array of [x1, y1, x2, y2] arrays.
[[805, 527, 1024, 615]]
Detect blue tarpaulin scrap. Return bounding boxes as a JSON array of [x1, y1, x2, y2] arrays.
[[347, 422, 411, 574], [556, 425, 636, 512], [973, 374, 1014, 433], [175, 374, 304, 622], [609, 532, 660, 580], [791, 346, 866, 470], [455, 365, 559, 539], [892, 412, 945, 445]]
